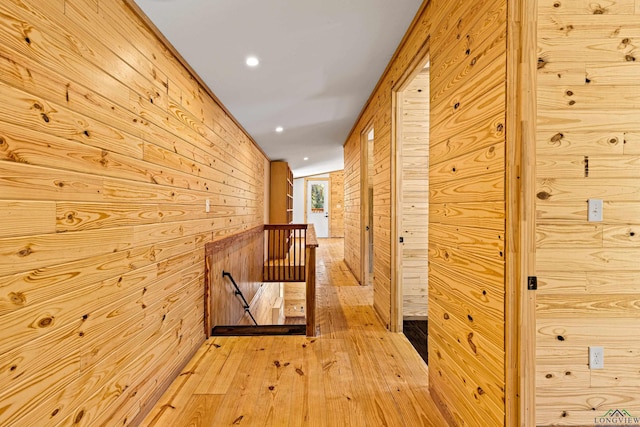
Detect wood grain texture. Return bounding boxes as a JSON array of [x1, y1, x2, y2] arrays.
[[142, 239, 449, 427], [341, 0, 510, 424], [535, 1, 640, 423], [398, 71, 430, 319], [329, 171, 344, 238], [0, 0, 266, 424]]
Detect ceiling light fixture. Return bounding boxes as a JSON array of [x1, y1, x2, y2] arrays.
[[303, 157, 309, 161], [275, 126, 284, 133], [246, 56, 259, 67]]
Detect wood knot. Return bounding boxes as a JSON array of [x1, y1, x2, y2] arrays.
[[33, 103, 42, 110], [630, 231, 636, 237], [465, 48, 470, 55], [477, 387, 485, 395], [625, 55, 636, 62], [18, 247, 33, 257], [537, 191, 551, 200], [537, 58, 546, 69], [467, 332, 477, 353], [25, 37, 31, 44], [268, 385, 275, 391], [83, 130, 90, 137], [551, 132, 564, 143], [553, 1, 561, 8], [74, 410, 85, 424], [568, 100, 576, 106], [0, 136, 6, 145], [443, 313, 450, 320], [56, 181, 65, 188], [51, 408, 60, 417], [454, 102, 460, 110], [38, 316, 54, 328], [496, 123, 504, 132], [470, 57, 477, 66], [9, 292, 26, 306], [467, 315, 473, 322], [10, 365, 17, 371], [561, 411, 568, 417], [545, 373, 553, 379], [274, 360, 281, 368], [565, 371, 572, 376], [557, 335, 565, 341], [566, 90, 574, 96], [609, 137, 618, 144], [482, 290, 487, 295], [41, 113, 50, 123], [295, 368, 304, 376]]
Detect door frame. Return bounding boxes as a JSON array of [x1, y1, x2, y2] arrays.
[[390, 43, 430, 333], [303, 177, 330, 237], [360, 121, 374, 287]]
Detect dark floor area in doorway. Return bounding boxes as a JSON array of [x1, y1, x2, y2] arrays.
[[403, 319, 428, 364]]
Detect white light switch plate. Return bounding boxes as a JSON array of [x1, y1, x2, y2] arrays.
[[588, 199, 603, 222], [205, 199, 210, 213]]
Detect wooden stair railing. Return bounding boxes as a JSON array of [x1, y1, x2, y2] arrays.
[[263, 224, 307, 282], [263, 224, 318, 336], [222, 271, 258, 326]]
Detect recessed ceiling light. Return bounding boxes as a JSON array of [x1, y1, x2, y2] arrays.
[[246, 56, 259, 67], [275, 126, 284, 133], [303, 157, 309, 161]]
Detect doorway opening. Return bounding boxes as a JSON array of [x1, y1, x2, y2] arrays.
[[392, 56, 430, 365], [361, 126, 375, 287], [305, 178, 330, 238]]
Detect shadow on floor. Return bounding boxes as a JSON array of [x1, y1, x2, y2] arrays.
[[403, 319, 428, 364]]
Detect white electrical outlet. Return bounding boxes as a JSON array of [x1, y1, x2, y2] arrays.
[[589, 346, 604, 369], [205, 199, 210, 213], [588, 199, 603, 222]]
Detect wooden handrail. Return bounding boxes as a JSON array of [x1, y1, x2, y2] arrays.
[[264, 223, 309, 231], [305, 224, 318, 248]]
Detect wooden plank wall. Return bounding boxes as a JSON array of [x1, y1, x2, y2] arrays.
[[330, 170, 345, 238], [342, 0, 508, 423], [343, 136, 362, 283], [535, 0, 640, 424], [399, 71, 429, 318], [206, 226, 270, 329], [0, 0, 267, 425], [429, 1, 507, 424]]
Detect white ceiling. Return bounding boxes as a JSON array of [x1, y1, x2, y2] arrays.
[[135, 0, 422, 177]]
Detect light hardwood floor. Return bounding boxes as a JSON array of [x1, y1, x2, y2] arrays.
[[141, 238, 447, 426]]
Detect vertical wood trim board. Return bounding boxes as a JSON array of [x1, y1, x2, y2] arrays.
[[534, 1, 640, 425], [342, 0, 510, 424], [0, 0, 267, 425]]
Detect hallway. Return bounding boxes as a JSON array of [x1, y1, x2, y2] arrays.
[[142, 238, 446, 426]]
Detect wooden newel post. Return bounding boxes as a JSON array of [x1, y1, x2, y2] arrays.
[[305, 225, 319, 337]]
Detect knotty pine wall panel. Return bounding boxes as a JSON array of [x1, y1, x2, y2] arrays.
[[0, 0, 267, 425], [399, 71, 429, 318], [343, 134, 362, 283], [342, 0, 508, 423], [330, 170, 345, 238], [535, 1, 640, 425]]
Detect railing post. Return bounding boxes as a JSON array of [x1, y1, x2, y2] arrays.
[[304, 224, 318, 337], [305, 245, 316, 337]]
